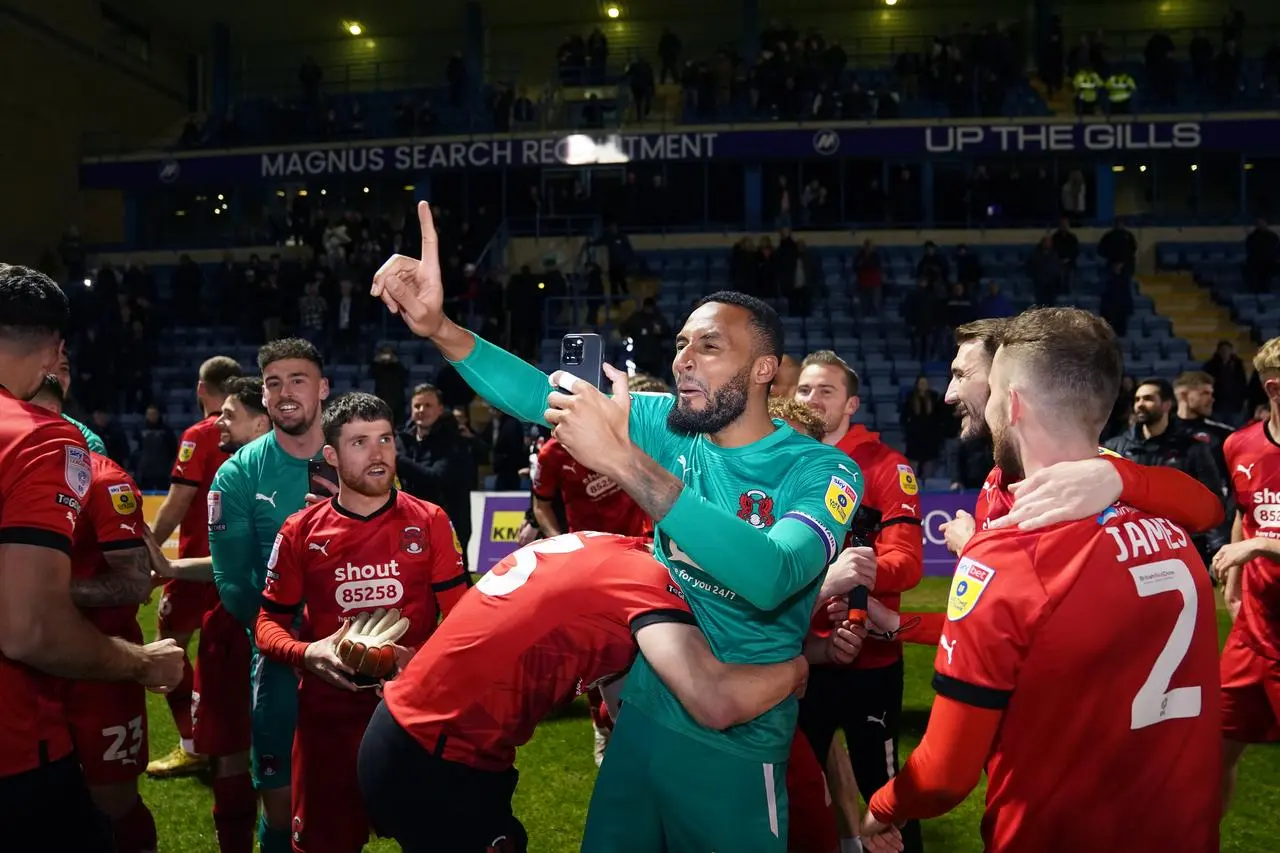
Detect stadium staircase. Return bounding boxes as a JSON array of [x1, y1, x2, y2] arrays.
[[1136, 271, 1256, 363], [1029, 76, 1073, 117]]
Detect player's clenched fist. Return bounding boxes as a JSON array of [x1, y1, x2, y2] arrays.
[[371, 201, 446, 338], [336, 607, 412, 678], [139, 638, 186, 693]]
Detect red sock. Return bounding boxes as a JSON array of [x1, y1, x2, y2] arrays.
[[113, 797, 158, 853], [212, 773, 257, 853], [166, 656, 195, 741]]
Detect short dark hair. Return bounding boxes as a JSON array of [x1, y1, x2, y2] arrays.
[[200, 356, 244, 396], [0, 265, 69, 341], [955, 318, 1009, 360], [257, 338, 324, 373], [800, 350, 859, 397], [412, 383, 441, 400], [225, 376, 266, 415], [32, 374, 64, 406], [322, 392, 394, 446], [1136, 376, 1175, 403], [693, 290, 784, 360]]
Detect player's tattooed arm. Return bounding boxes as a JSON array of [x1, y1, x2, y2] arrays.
[[611, 449, 684, 522], [71, 546, 153, 607]]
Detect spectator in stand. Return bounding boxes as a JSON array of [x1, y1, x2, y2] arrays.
[[396, 384, 477, 567], [258, 271, 284, 342], [135, 404, 178, 491], [855, 239, 883, 316], [755, 237, 778, 299], [977, 281, 1014, 318], [1098, 218, 1138, 279], [901, 377, 945, 479], [297, 280, 327, 349], [658, 28, 682, 83], [1027, 235, 1065, 307], [1245, 219, 1279, 293], [369, 345, 408, 425], [1100, 260, 1134, 338], [488, 407, 527, 490], [1144, 31, 1177, 107], [1062, 170, 1087, 224], [330, 279, 363, 364], [1103, 374, 1137, 442], [1052, 216, 1080, 288], [621, 298, 672, 379], [627, 58, 656, 121], [916, 241, 949, 285], [1203, 340, 1249, 424], [955, 244, 983, 289], [594, 222, 634, 295], [943, 281, 975, 336], [91, 407, 133, 466], [903, 278, 940, 362], [586, 27, 609, 84]]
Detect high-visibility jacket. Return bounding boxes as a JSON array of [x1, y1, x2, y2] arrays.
[[1105, 73, 1136, 103], [1073, 69, 1103, 102]]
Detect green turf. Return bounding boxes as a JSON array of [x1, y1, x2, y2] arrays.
[[134, 577, 1279, 852]]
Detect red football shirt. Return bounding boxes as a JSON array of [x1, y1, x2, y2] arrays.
[[935, 505, 1220, 852], [69, 453, 147, 642], [1224, 419, 1280, 660], [262, 490, 468, 704], [833, 425, 923, 669], [0, 387, 91, 776], [384, 533, 693, 772], [532, 438, 650, 536], [169, 415, 229, 558]]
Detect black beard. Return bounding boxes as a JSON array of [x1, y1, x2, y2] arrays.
[[273, 415, 313, 436], [667, 369, 750, 435], [992, 423, 1023, 482]]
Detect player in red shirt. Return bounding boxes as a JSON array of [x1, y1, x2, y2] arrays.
[[29, 378, 159, 853], [0, 265, 182, 849], [1211, 335, 1280, 817], [146, 354, 242, 778], [362, 531, 822, 853], [150, 376, 271, 853], [254, 392, 471, 853], [862, 308, 1221, 853], [793, 350, 924, 853], [940, 318, 1224, 550]]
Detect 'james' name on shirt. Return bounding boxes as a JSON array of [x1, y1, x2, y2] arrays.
[[1099, 505, 1190, 562]]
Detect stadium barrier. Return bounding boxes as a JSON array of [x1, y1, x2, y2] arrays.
[[143, 491, 978, 575]]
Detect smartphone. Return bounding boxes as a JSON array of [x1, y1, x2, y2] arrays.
[[308, 458, 340, 498], [559, 333, 605, 392], [846, 586, 869, 626]]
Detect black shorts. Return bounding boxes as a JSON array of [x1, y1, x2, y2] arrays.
[[357, 701, 527, 853], [0, 752, 113, 851]]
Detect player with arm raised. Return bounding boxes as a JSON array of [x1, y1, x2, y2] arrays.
[[147, 355, 242, 778], [861, 308, 1220, 853], [1213, 335, 1280, 818], [373, 202, 860, 852], [210, 340, 330, 853], [29, 378, 159, 853], [254, 393, 470, 853], [0, 265, 182, 850]]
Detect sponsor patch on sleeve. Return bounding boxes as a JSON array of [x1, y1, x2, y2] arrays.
[[267, 533, 283, 571], [783, 510, 840, 564], [108, 483, 138, 515], [450, 523, 463, 555], [64, 445, 91, 499], [178, 440, 197, 462], [55, 492, 82, 513], [897, 463, 919, 496], [947, 557, 997, 621], [823, 475, 858, 525], [207, 490, 224, 531]]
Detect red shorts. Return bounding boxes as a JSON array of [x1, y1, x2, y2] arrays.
[[157, 578, 218, 636], [65, 678, 148, 786], [291, 696, 380, 853], [1220, 622, 1280, 744], [786, 730, 838, 853], [192, 602, 252, 756]]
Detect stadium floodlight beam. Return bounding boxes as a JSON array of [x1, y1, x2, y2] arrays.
[[605, 4, 620, 19], [344, 20, 363, 36]]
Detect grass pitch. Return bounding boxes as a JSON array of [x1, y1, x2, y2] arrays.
[[135, 577, 1279, 851]]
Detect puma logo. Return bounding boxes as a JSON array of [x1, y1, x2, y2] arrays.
[[119, 523, 138, 534], [940, 634, 957, 666], [865, 712, 888, 727], [255, 491, 278, 507], [1237, 463, 1257, 479], [677, 455, 696, 480], [563, 462, 577, 474], [901, 503, 916, 515], [308, 540, 330, 557]]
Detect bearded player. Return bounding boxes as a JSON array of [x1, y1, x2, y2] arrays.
[[861, 308, 1220, 853], [532, 372, 661, 765], [147, 355, 242, 778], [939, 319, 1225, 550], [374, 202, 861, 851], [153, 376, 270, 853], [254, 392, 469, 853], [30, 377, 159, 853], [211, 340, 330, 853], [1213, 335, 1280, 817]]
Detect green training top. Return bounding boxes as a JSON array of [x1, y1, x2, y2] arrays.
[[454, 334, 863, 762], [208, 431, 317, 630]]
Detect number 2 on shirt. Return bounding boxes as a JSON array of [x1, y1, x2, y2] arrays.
[[1129, 558, 1202, 730]]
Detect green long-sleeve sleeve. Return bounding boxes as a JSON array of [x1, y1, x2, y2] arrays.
[[449, 333, 553, 427], [209, 459, 266, 628]]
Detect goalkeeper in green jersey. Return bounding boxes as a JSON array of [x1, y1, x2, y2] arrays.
[[372, 202, 864, 852], [208, 339, 331, 853]]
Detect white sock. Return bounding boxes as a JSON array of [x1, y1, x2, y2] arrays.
[[180, 737, 195, 755], [841, 838, 863, 853]]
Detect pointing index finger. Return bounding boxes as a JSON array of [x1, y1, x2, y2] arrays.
[[417, 201, 440, 279]]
